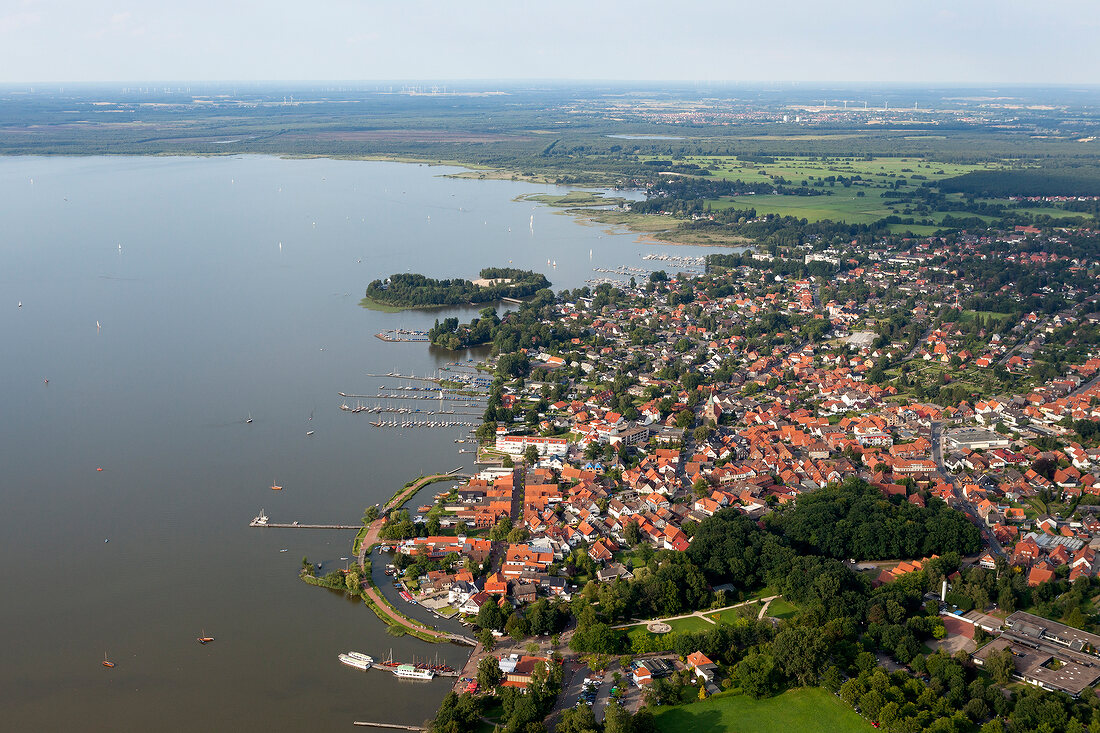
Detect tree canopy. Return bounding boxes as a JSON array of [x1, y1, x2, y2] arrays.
[[771, 477, 981, 561]]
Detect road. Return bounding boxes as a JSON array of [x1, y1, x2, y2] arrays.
[[545, 658, 587, 732], [931, 420, 1006, 558]]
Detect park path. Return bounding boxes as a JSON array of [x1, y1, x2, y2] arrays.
[[611, 595, 779, 630]]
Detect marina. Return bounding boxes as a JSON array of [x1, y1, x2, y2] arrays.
[[375, 330, 430, 343]]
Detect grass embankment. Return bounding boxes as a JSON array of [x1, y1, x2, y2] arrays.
[[363, 577, 444, 644], [299, 560, 445, 644], [385, 473, 462, 510], [573, 209, 752, 247], [653, 687, 873, 733], [359, 296, 407, 313], [518, 191, 627, 207]]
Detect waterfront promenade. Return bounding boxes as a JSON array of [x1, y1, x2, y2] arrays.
[[354, 468, 475, 645]]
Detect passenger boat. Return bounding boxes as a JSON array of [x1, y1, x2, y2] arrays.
[[393, 664, 433, 680], [271, 480, 282, 491], [102, 652, 114, 668], [338, 651, 373, 671], [197, 629, 215, 644]]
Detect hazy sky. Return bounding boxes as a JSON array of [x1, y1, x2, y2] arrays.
[[2, 0, 1098, 84]]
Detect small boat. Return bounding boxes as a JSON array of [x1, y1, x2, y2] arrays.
[[271, 480, 282, 491], [246, 413, 253, 424], [102, 652, 114, 668], [306, 430, 315, 436], [18, 301, 22, 308], [279, 549, 288, 552], [197, 630, 215, 644]]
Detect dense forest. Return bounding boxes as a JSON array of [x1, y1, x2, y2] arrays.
[[937, 165, 1100, 197], [769, 480, 982, 560], [365, 268, 550, 308]]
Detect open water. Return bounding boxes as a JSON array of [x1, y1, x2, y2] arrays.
[[0, 155, 720, 731]]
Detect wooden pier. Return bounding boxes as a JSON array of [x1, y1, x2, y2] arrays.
[[353, 723, 425, 731]]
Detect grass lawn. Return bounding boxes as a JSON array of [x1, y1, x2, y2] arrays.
[[622, 616, 714, 648], [665, 616, 715, 633], [745, 585, 779, 602], [711, 606, 760, 624], [766, 599, 799, 620], [654, 687, 873, 733]]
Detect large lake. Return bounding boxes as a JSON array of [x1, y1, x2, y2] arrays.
[[0, 156, 721, 731]]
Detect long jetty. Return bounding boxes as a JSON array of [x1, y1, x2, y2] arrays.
[[353, 723, 426, 731], [364, 372, 440, 383], [250, 520, 360, 529]]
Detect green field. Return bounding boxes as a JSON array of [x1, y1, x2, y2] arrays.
[[665, 616, 715, 632], [710, 606, 760, 624], [623, 615, 715, 638], [709, 190, 895, 224], [638, 153, 1093, 228], [654, 687, 873, 733], [766, 598, 799, 620]]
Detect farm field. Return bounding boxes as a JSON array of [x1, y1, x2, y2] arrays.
[[637, 153, 1090, 228], [708, 190, 895, 224]]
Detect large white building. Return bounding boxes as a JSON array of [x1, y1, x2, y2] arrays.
[[495, 434, 569, 457]]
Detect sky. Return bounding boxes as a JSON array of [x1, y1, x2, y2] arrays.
[[2, 0, 1099, 84]]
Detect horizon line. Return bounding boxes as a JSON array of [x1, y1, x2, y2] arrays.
[[3, 79, 1100, 89]]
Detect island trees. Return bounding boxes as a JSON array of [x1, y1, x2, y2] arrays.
[[365, 268, 550, 309]]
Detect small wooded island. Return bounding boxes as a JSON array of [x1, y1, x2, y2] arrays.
[[363, 267, 550, 310]]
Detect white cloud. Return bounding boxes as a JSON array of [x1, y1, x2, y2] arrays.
[[0, 11, 41, 34]]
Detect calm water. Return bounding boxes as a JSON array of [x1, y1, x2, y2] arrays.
[[0, 156, 719, 731]]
